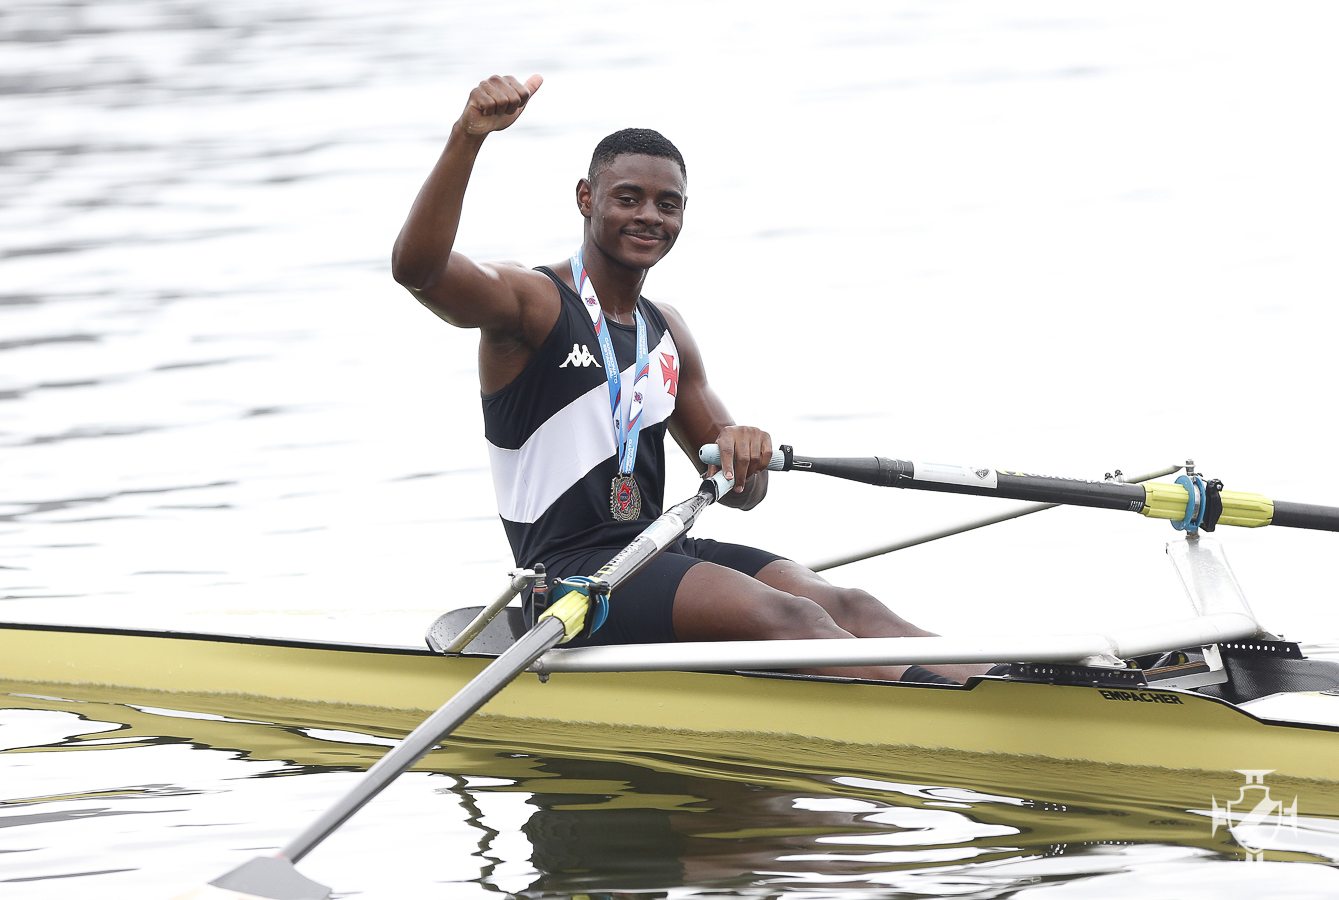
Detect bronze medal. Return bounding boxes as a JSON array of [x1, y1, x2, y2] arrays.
[[610, 474, 642, 521]]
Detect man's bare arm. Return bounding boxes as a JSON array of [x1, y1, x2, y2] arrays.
[[662, 303, 770, 510], [391, 74, 552, 335]]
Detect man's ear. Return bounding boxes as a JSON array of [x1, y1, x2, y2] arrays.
[[575, 178, 593, 217]]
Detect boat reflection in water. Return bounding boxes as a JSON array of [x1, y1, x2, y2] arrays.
[[4, 684, 1336, 896], [459, 729, 1335, 897], [497, 752, 1023, 897]]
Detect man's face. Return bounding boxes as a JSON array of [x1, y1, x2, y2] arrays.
[[581, 153, 686, 270]]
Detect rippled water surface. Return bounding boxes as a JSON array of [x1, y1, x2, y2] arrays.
[[4, 1, 1339, 896]]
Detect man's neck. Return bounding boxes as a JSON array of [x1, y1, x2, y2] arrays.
[[581, 243, 646, 324]]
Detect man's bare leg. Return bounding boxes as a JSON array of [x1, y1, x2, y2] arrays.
[[670, 561, 914, 682], [669, 554, 996, 683], [753, 559, 992, 684]]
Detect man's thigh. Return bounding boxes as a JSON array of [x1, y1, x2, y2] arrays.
[[540, 546, 696, 647]]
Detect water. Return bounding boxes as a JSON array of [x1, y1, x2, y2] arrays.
[[5, 685, 1339, 898], [3, 0, 1339, 895]]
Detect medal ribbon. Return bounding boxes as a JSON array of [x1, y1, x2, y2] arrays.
[[569, 253, 650, 477]]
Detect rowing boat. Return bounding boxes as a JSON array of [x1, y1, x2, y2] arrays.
[[3, 527, 1337, 784], [5, 451, 1339, 783]]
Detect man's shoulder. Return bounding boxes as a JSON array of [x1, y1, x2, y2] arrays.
[[482, 259, 558, 292], [531, 259, 578, 291], [475, 262, 565, 385], [648, 299, 689, 334]]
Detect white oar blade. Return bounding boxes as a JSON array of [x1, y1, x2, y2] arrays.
[[178, 857, 330, 900]]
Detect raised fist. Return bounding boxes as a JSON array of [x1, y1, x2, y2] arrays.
[[459, 74, 544, 135]]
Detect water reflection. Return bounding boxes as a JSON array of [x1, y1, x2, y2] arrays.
[[498, 754, 1023, 898], [5, 687, 1335, 897]]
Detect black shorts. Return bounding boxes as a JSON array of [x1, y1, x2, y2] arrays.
[[525, 537, 785, 647]]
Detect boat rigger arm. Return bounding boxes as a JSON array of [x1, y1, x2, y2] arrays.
[[529, 531, 1264, 676], [528, 611, 1260, 675]]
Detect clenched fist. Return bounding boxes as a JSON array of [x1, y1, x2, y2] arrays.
[[458, 74, 544, 136]]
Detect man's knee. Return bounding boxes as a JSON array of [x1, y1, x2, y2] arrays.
[[823, 585, 879, 620], [673, 565, 847, 641], [756, 589, 841, 640], [817, 586, 932, 637]]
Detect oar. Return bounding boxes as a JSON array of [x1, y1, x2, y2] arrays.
[[187, 469, 737, 900], [806, 463, 1182, 571], [700, 446, 1339, 533]]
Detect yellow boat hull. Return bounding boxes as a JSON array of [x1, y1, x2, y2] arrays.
[[3, 621, 1337, 788]]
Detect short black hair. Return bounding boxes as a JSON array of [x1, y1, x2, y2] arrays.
[[588, 128, 686, 183]]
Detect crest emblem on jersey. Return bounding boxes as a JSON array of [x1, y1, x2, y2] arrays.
[[660, 351, 679, 397]]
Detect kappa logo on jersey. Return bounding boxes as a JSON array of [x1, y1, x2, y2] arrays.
[[559, 343, 602, 368]]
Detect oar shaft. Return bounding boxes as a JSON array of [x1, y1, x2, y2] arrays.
[[807, 464, 1182, 572], [1273, 500, 1339, 531], [590, 475, 727, 588], [700, 446, 1147, 512], [796, 455, 1149, 511], [810, 454, 1339, 531], [281, 616, 566, 864], [699, 445, 1339, 533]]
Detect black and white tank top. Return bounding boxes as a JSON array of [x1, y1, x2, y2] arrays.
[[483, 267, 681, 567]]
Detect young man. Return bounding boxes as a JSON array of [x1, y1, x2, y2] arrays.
[[392, 74, 983, 683]]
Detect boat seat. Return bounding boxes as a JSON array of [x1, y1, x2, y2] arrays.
[[425, 606, 528, 656]]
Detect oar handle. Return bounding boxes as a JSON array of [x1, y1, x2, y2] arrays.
[[698, 444, 790, 472]]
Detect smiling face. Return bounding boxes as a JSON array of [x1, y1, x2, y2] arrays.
[[578, 153, 686, 271]]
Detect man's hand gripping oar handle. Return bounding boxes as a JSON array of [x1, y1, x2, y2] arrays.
[[699, 444, 790, 473]]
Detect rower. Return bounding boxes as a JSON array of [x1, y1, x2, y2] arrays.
[[391, 73, 988, 684]]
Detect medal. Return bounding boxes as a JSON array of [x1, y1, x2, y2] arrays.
[[610, 474, 642, 521], [571, 252, 651, 522]]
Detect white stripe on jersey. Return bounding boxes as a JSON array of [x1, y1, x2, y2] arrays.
[[488, 329, 678, 524]]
